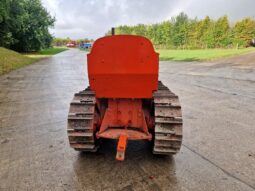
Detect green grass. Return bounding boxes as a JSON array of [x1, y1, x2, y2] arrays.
[[0, 47, 37, 75], [38, 47, 67, 55], [157, 48, 255, 61], [0, 47, 68, 75], [25, 47, 68, 59]]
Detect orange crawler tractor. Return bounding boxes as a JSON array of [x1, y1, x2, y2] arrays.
[[67, 35, 183, 160]]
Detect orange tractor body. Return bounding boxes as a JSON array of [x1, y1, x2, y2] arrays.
[[88, 35, 158, 98], [68, 35, 183, 161]]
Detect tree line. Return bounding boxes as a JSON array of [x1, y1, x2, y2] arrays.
[[106, 13, 255, 49], [52, 38, 94, 47], [0, 0, 54, 52]]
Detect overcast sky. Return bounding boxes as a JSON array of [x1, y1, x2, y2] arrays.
[[41, 0, 255, 39]]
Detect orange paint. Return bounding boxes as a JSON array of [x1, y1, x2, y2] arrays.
[[96, 99, 152, 140], [87, 35, 159, 98], [116, 134, 128, 161], [87, 35, 158, 160]]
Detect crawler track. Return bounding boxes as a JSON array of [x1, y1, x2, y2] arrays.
[[67, 88, 98, 152], [153, 81, 183, 155]]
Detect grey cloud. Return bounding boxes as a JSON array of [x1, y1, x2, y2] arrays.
[[42, 0, 255, 39], [184, 0, 255, 21]]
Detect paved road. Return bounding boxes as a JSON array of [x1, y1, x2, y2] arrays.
[[0, 49, 255, 191]]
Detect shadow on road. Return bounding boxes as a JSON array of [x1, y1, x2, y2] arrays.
[[72, 139, 178, 190]]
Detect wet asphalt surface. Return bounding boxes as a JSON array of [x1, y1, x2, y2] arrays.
[[0, 49, 254, 191]]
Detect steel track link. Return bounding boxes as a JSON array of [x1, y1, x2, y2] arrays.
[[67, 87, 98, 152], [153, 81, 183, 155]]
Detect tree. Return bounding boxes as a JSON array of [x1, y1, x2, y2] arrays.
[[232, 18, 255, 47], [0, 0, 55, 52], [11, 0, 55, 51], [213, 16, 230, 47], [158, 21, 173, 48], [196, 16, 215, 48], [193, 16, 214, 48], [187, 18, 198, 48], [107, 14, 255, 49], [0, 0, 20, 47], [117, 25, 133, 35], [131, 24, 147, 36], [171, 12, 190, 48]]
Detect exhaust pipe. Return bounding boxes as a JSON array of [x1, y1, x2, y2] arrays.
[[111, 27, 115, 36]]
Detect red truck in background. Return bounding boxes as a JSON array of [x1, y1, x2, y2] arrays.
[[66, 41, 77, 48]]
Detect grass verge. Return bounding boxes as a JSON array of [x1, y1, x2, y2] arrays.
[[157, 48, 255, 61], [0, 47, 37, 75], [38, 47, 68, 55], [0, 47, 68, 75], [25, 47, 67, 59]]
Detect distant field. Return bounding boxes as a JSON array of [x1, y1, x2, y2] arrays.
[[0, 47, 67, 75], [158, 48, 255, 61]]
